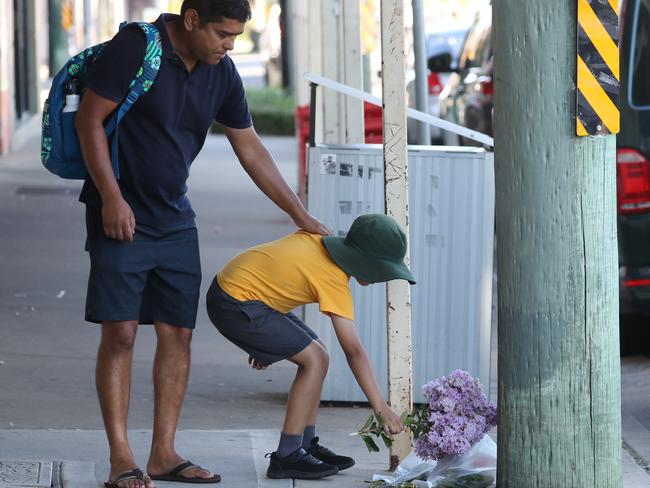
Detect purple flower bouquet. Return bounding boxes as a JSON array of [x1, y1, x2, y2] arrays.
[[413, 370, 497, 461], [356, 370, 496, 461], [356, 370, 497, 487]]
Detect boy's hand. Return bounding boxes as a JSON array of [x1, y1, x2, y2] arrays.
[[375, 405, 404, 435], [248, 355, 267, 370]]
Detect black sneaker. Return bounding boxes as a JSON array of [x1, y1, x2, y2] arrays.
[[306, 437, 356, 470], [266, 448, 339, 479]]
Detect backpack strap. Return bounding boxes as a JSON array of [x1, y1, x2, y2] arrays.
[[104, 22, 163, 177]]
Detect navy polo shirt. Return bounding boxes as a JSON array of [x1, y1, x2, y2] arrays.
[[80, 14, 252, 230]]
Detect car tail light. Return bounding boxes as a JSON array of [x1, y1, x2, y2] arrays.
[[617, 148, 650, 214], [479, 79, 494, 96], [428, 72, 442, 96], [624, 278, 650, 288]]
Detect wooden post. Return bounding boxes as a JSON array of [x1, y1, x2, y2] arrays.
[[494, 0, 622, 486], [291, 0, 363, 143], [320, 0, 363, 144], [380, 0, 413, 470], [341, 0, 363, 143]]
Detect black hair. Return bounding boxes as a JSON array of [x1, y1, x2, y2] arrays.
[[181, 0, 252, 24]]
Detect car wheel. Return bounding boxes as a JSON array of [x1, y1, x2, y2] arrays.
[[620, 313, 650, 356]]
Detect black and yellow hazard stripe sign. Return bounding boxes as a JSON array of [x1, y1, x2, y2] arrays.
[[577, 0, 620, 136]]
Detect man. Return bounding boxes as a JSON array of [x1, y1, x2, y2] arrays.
[[75, 1, 329, 487]]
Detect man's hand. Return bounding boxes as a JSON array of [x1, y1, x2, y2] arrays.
[[102, 196, 136, 242], [375, 404, 404, 436], [293, 212, 332, 236], [224, 126, 333, 237], [248, 355, 267, 370]]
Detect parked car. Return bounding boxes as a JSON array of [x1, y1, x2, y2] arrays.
[[432, 0, 650, 350], [617, 0, 650, 324], [436, 7, 493, 147], [406, 28, 468, 144]]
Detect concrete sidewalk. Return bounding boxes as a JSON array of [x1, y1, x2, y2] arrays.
[[0, 429, 394, 487], [0, 135, 649, 487]]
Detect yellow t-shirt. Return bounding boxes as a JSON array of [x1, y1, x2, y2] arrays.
[[216, 231, 355, 320]]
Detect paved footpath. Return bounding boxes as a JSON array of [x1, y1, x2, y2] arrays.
[[0, 135, 649, 487]]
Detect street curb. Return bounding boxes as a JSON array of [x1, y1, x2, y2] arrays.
[[623, 410, 650, 473], [59, 461, 96, 487]]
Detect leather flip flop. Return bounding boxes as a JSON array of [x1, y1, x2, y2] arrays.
[[149, 460, 221, 484], [104, 468, 150, 488]]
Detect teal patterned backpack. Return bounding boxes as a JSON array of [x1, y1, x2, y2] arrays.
[[41, 22, 162, 179]]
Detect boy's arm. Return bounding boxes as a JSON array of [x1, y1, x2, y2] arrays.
[[329, 313, 404, 435]]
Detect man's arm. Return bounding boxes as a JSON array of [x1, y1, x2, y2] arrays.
[[330, 313, 404, 435], [76, 89, 135, 241], [223, 125, 330, 236]]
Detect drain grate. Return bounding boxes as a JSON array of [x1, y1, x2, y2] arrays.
[[15, 186, 80, 197], [0, 460, 53, 487]]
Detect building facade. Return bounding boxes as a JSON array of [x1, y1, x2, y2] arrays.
[[0, 0, 130, 156]]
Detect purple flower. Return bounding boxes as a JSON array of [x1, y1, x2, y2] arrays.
[[412, 370, 496, 461]]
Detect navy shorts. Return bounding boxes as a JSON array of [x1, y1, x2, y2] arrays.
[[206, 280, 318, 366], [84, 209, 201, 329]]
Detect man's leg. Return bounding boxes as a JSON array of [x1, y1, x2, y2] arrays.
[[146, 322, 215, 480], [96, 320, 153, 488]]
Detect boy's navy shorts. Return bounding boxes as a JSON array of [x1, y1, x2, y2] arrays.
[[84, 209, 201, 329], [206, 279, 319, 366]]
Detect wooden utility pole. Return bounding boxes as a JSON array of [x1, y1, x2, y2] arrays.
[[291, 0, 363, 143], [380, 0, 413, 470], [320, 0, 363, 143], [411, 0, 429, 145], [494, 0, 622, 486]]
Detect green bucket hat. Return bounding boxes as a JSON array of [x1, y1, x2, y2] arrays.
[[322, 214, 416, 285]]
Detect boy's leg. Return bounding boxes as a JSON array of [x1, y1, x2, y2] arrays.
[[146, 323, 216, 481], [301, 339, 327, 448], [283, 340, 329, 435], [96, 320, 153, 488], [266, 341, 338, 479], [296, 339, 355, 471], [302, 338, 328, 436]]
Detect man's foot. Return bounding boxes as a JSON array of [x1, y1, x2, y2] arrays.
[[266, 448, 339, 479], [306, 437, 356, 470], [105, 468, 154, 488], [147, 456, 220, 483]]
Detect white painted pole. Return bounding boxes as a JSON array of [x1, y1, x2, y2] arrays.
[[380, 0, 413, 470]]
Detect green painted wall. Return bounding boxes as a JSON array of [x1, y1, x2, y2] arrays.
[[49, 0, 69, 74]]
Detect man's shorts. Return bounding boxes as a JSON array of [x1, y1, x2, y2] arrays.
[[206, 279, 318, 366], [84, 209, 201, 329]]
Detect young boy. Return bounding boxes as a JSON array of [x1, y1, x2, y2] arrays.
[[206, 213, 416, 480]]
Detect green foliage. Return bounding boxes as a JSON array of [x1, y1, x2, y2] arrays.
[[355, 406, 430, 455], [211, 88, 295, 136], [356, 413, 394, 453], [365, 471, 494, 488], [365, 481, 419, 488]]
